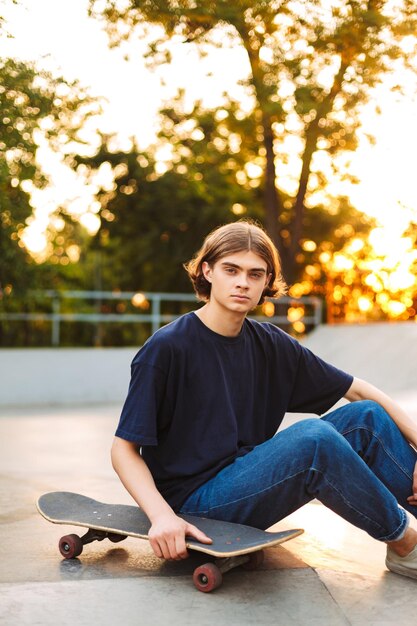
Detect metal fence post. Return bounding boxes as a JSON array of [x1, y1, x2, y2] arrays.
[[52, 297, 60, 346], [314, 297, 323, 327], [151, 294, 161, 335]]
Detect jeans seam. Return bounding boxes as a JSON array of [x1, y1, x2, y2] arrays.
[[313, 467, 407, 541], [182, 467, 309, 516], [183, 465, 405, 540], [339, 425, 413, 481]]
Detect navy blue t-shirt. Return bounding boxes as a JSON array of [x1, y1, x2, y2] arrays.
[[116, 312, 353, 511]]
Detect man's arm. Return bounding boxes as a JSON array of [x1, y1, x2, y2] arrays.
[[111, 437, 212, 560], [344, 377, 417, 449]]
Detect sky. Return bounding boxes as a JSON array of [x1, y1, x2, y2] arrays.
[[2, 0, 249, 143], [2, 0, 417, 253]]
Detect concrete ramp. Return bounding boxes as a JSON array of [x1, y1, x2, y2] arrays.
[[302, 322, 417, 397]]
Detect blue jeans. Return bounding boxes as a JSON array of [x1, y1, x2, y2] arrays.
[[180, 401, 417, 542]]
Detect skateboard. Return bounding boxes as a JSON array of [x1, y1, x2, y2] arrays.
[[37, 491, 303, 592]]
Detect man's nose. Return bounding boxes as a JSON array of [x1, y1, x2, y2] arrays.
[[236, 273, 249, 288]]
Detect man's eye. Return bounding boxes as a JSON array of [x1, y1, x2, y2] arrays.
[[251, 273, 262, 279]]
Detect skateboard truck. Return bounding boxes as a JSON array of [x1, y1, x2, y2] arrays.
[[193, 551, 264, 592], [59, 529, 126, 559]]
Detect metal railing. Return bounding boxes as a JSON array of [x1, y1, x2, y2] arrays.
[[0, 290, 323, 346]]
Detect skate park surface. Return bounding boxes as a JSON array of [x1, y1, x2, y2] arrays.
[[1, 322, 417, 626]]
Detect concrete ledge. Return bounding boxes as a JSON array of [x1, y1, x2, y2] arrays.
[[1, 321, 416, 406], [0, 348, 137, 406]]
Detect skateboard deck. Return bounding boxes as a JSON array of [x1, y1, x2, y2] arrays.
[[37, 491, 303, 592]]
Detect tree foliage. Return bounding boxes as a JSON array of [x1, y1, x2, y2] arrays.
[[76, 98, 371, 296], [0, 55, 100, 297], [89, 0, 417, 279], [0, 26, 102, 348], [75, 139, 254, 293], [316, 218, 417, 323]]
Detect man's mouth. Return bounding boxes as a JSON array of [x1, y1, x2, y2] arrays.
[[231, 294, 250, 300]]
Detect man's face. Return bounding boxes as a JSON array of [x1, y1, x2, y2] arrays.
[[202, 250, 271, 314]]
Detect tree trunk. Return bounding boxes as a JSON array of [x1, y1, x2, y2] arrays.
[[262, 111, 287, 271], [237, 27, 289, 276], [286, 125, 319, 281], [287, 60, 349, 281]]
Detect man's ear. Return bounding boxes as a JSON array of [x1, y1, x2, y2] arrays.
[[202, 261, 212, 283]]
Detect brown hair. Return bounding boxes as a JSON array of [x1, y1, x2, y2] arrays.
[[184, 220, 287, 304]]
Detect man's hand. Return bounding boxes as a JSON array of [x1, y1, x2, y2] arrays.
[[407, 461, 417, 506], [148, 512, 212, 560]]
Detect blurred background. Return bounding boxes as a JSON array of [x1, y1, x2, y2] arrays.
[[1, 0, 417, 348], [2, 5, 417, 611]]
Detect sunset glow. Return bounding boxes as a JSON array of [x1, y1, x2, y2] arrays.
[[2, 0, 417, 329], [291, 217, 417, 327]]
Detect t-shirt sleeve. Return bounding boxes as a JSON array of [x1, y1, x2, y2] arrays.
[[287, 343, 353, 415], [115, 360, 166, 445]]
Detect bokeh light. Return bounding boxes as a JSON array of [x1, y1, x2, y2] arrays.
[[295, 212, 417, 325]]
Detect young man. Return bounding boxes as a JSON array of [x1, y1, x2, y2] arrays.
[[113, 220, 417, 579]]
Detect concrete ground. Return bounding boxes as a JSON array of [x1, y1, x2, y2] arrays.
[[2, 400, 417, 626]]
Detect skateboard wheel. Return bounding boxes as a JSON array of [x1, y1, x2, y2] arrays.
[[193, 563, 222, 593], [59, 534, 83, 559], [108, 533, 127, 544], [242, 550, 264, 570]]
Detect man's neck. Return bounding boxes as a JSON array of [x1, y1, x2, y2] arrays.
[[195, 303, 246, 337]]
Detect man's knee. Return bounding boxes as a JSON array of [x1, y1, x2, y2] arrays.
[[325, 400, 391, 434], [291, 418, 340, 450], [356, 400, 391, 427]]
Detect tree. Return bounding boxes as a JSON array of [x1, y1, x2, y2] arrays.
[[76, 98, 371, 298], [89, 0, 417, 280], [0, 55, 100, 296], [0, 45, 101, 345], [74, 136, 256, 293]]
